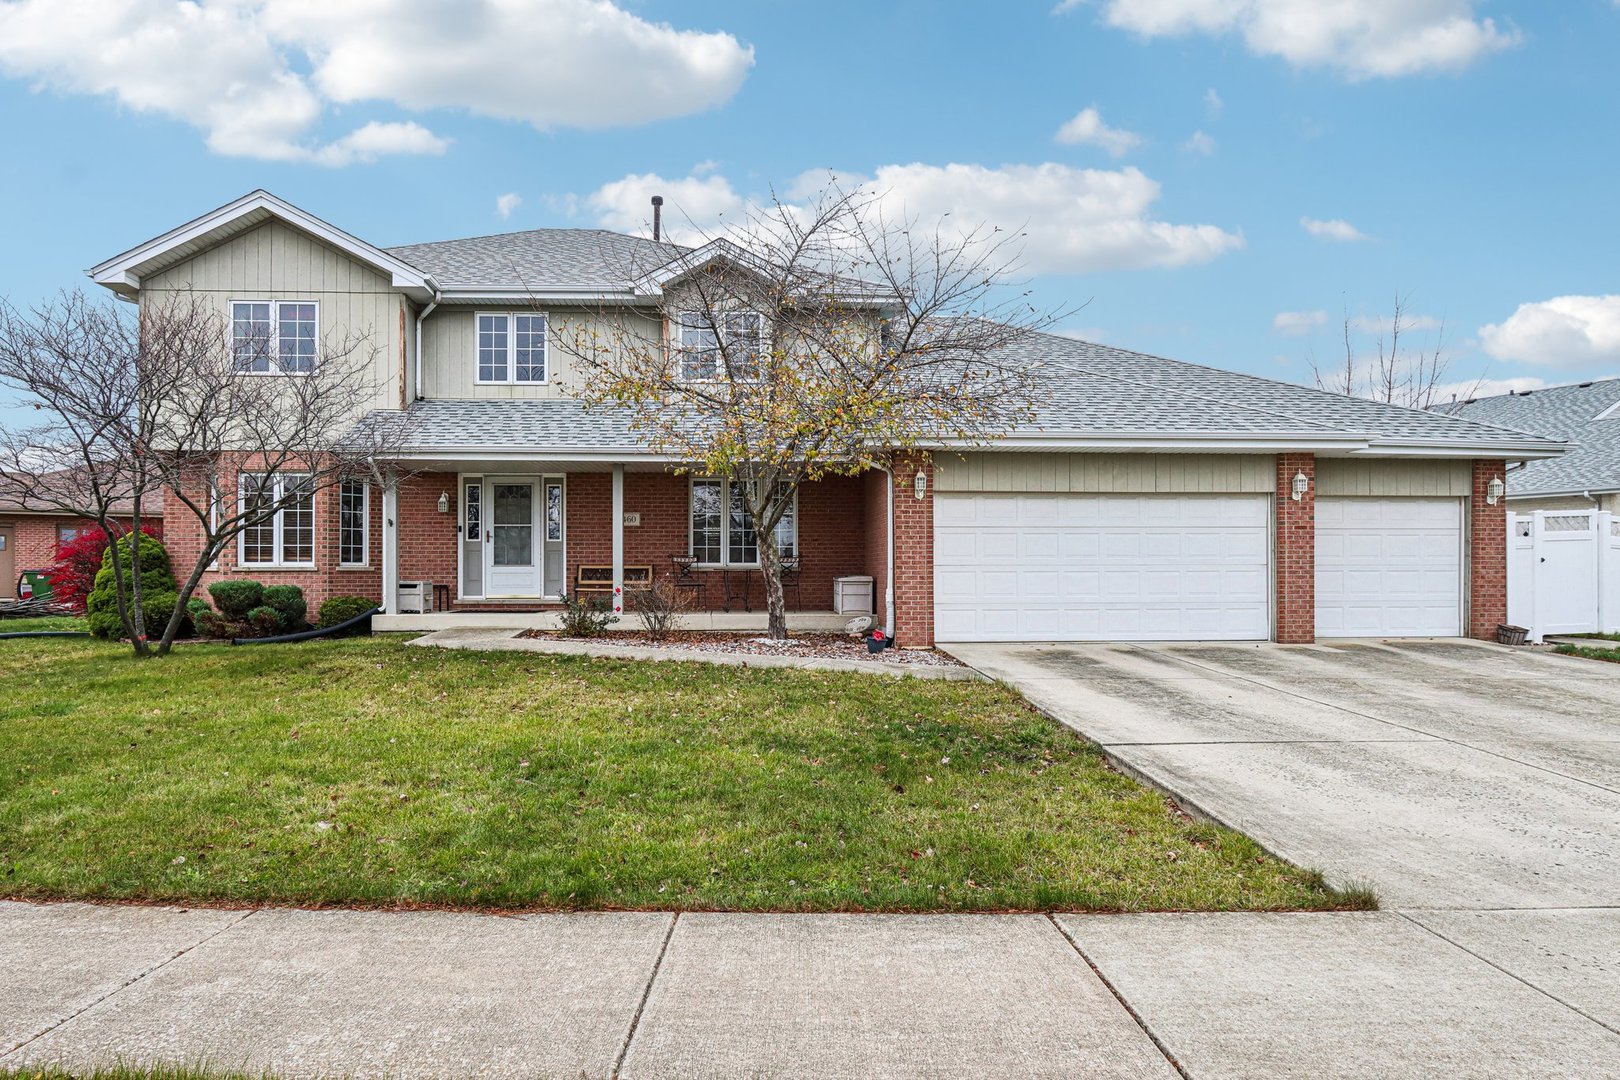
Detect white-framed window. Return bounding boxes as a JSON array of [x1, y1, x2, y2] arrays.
[[675, 311, 763, 381], [338, 479, 369, 567], [238, 472, 315, 567], [689, 478, 796, 567], [231, 300, 318, 374], [476, 312, 548, 384]]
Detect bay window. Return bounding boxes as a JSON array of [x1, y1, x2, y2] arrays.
[[690, 479, 796, 566], [239, 473, 314, 567]]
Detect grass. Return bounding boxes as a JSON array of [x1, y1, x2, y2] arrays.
[[1553, 642, 1620, 664], [0, 615, 88, 633], [0, 635, 1366, 913]]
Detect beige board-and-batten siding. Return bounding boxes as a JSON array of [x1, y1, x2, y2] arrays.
[[419, 307, 664, 400], [142, 219, 409, 414], [1314, 458, 1472, 497], [932, 453, 1275, 494]]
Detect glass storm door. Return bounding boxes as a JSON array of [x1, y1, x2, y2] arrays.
[[484, 478, 540, 596]]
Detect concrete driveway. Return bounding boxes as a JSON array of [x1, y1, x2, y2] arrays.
[[947, 638, 1620, 910]]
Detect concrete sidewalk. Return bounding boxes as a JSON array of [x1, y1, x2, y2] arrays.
[[6, 901, 1619, 1079]]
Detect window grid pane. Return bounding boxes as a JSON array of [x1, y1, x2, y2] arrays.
[[240, 474, 275, 564], [545, 482, 563, 541], [478, 314, 509, 382], [514, 314, 547, 382], [232, 302, 273, 373], [281, 476, 314, 564], [725, 312, 763, 380], [464, 482, 481, 537], [277, 302, 317, 373], [728, 484, 759, 565], [678, 314, 720, 381], [691, 480, 722, 563], [338, 479, 367, 565]]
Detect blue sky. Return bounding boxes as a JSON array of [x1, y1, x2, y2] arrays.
[[2, 0, 1617, 419]]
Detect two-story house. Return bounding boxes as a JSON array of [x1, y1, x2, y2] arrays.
[[88, 190, 1564, 647]]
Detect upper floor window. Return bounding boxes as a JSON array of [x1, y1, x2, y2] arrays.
[[477, 312, 548, 384], [675, 311, 762, 381], [232, 300, 317, 374]]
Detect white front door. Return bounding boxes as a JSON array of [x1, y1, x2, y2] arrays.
[[484, 477, 541, 597], [1315, 496, 1463, 637], [933, 493, 1271, 642]]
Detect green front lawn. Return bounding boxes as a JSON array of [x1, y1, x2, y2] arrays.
[[1554, 642, 1620, 664], [0, 615, 88, 633], [0, 636, 1365, 912]]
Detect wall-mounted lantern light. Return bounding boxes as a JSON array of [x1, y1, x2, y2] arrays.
[[913, 469, 928, 500], [1486, 474, 1505, 506], [436, 491, 450, 514], [1290, 470, 1310, 502]]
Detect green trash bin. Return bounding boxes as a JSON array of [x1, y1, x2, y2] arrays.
[[18, 570, 54, 601]]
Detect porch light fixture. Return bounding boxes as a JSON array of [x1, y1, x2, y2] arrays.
[[436, 491, 450, 514], [1487, 474, 1505, 506], [913, 469, 928, 500], [1290, 470, 1310, 502]]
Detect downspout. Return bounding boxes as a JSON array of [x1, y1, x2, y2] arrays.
[[413, 288, 441, 402], [876, 462, 896, 640]]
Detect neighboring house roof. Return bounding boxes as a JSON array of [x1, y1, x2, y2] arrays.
[[0, 469, 163, 517], [385, 229, 685, 295], [89, 190, 436, 302], [1443, 378, 1620, 496], [375, 333, 1566, 461]]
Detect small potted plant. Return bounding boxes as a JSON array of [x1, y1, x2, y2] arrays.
[[866, 628, 889, 653]]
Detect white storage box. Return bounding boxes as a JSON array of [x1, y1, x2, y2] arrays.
[[395, 581, 434, 614], [833, 575, 874, 615]]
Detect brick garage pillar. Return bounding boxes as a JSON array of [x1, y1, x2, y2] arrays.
[[1274, 453, 1316, 644], [890, 453, 934, 648], [1468, 458, 1508, 640]]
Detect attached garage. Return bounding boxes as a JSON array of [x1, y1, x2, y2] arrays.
[[932, 454, 1274, 643], [1312, 460, 1471, 639]]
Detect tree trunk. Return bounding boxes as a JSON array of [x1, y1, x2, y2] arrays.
[[758, 533, 788, 641]]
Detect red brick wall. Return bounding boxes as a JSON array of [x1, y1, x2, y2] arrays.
[[890, 453, 934, 648], [1469, 458, 1508, 640], [1275, 453, 1316, 645], [396, 472, 457, 593]]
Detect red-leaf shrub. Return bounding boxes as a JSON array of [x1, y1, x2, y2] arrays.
[[47, 524, 161, 612]]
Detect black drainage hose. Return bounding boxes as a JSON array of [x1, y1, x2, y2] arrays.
[[229, 607, 380, 646]]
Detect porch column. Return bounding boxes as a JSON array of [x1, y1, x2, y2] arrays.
[[611, 464, 625, 614], [381, 474, 400, 613], [1274, 453, 1316, 644], [1468, 458, 1508, 640]]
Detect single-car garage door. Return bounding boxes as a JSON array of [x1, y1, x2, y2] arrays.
[[1315, 496, 1462, 637], [934, 493, 1270, 642]]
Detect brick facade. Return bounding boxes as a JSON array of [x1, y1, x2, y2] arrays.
[[1274, 453, 1316, 645], [0, 514, 150, 599], [889, 453, 934, 648], [1468, 458, 1508, 640]]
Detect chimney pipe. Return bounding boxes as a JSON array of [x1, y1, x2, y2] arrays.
[[651, 195, 664, 241]]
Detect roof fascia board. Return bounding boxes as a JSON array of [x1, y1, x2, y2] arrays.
[[88, 189, 436, 298], [929, 433, 1374, 452], [1505, 488, 1620, 499]]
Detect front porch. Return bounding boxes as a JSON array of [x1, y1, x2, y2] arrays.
[[372, 609, 862, 633]]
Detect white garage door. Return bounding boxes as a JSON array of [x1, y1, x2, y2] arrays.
[[1315, 497, 1462, 637], [934, 493, 1271, 642]]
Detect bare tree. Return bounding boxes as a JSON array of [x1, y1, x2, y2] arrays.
[[555, 184, 1066, 640], [1312, 293, 1473, 409], [0, 288, 411, 656]]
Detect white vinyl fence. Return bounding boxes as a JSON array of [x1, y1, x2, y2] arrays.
[[1507, 510, 1620, 641]]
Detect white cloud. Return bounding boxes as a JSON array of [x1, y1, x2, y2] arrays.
[[1273, 309, 1328, 336], [1054, 107, 1143, 157], [1182, 130, 1217, 155], [1479, 296, 1620, 366], [1089, 0, 1519, 79], [1301, 216, 1369, 242], [579, 161, 1244, 274], [496, 192, 524, 220], [0, 0, 753, 163], [1204, 87, 1223, 115]]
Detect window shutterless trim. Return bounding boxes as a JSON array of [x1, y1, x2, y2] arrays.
[[687, 476, 798, 568], [229, 299, 320, 376], [236, 472, 316, 569], [474, 310, 549, 385], [337, 479, 370, 568], [673, 310, 766, 383]]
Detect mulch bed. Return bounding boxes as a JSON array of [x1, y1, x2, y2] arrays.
[[517, 629, 964, 667]]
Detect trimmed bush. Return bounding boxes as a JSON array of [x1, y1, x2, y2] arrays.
[[188, 597, 230, 640], [559, 592, 618, 638], [316, 595, 377, 631], [208, 579, 265, 620], [246, 606, 283, 635], [86, 532, 179, 640], [263, 584, 308, 632]]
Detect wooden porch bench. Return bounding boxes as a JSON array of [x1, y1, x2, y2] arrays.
[[574, 565, 653, 596]]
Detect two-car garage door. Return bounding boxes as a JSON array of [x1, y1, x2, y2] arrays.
[[933, 490, 1465, 642], [934, 494, 1271, 642]]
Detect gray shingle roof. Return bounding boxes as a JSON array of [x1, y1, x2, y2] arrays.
[[371, 332, 1565, 458], [384, 229, 685, 288], [1445, 379, 1620, 495]]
